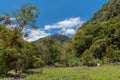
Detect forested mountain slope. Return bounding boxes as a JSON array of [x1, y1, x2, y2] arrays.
[[91, 0, 120, 22], [33, 34, 70, 65], [35, 34, 70, 44], [33, 0, 120, 67], [72, 0, 120, 66], [50, 34, 70, 44]]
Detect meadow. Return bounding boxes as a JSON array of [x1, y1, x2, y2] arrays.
[[0, 65, 119, 80]]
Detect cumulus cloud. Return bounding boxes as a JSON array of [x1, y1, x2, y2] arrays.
[[6, 17, 84, 42], [59, 28, 75, 35], [44, 17, 84, 30], [6, 24, 50, 42], [44, 17, 84, 35], [23, 28, 50, 42]]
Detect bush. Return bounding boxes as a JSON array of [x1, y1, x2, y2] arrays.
[[54, 62, 66, 67], [82, 50, 101, 66], [66, 58, 83, 67], [102, 57, 110, 64], [110, 50, 120, 62]]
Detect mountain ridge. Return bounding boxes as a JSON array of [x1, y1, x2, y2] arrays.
[[71, 0, 120, 64]]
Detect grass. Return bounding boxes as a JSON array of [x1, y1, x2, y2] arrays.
[[0, 65, 120, 80]]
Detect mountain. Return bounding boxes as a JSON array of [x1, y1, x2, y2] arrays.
[[50, 34, 70, 44], [72, 0, 120, 64], [35, 34, 70, 44], [91, 0, 120, 22], [33, 0, 120, 66]]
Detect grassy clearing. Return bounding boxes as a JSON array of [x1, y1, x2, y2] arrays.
[[0, 65, 120, 80]]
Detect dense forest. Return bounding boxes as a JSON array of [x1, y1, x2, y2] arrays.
[[0, 0, 120, 75], [71, 0, 120, 66]]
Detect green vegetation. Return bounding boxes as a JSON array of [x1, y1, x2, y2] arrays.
[[0, 66, 119, 80], [91, 0, 120, 22], [25, 66, 120, 80], [0, 3, 42, 74], [35, 0, 120, 67], [36, 34, 70, 44], [0, 0, 120, 79], [71, 0, 120, 66], [33, 0, 120, 67], [50, 34, 70, 44]]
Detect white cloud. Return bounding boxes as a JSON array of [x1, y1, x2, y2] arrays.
[[6, 24, 50, 42], [44, 17, 84, 35], [60, 28, 75, 35], [23, 28, 50, 42], [6, 17, 84, 42], [44, 17, 84, 30]]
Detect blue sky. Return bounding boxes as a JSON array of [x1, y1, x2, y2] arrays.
[[0, 0, 108, 41]]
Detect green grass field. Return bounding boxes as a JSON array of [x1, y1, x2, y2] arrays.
[[0, 65, 120, 80]]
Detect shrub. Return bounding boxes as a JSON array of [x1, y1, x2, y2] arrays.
[[54, 62, 66, 67], [82, 50, 101, 66], [66, 58, 83, 67]]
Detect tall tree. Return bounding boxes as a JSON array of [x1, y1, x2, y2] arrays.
[[14, 3, 40, 32], [0, 3, 40, 74]]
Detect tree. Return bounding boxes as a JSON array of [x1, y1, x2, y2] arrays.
[[14, 3, 40, 32], [0, 3, 40, 74]]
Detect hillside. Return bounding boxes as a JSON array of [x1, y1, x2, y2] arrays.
[[35, 34, 70, 44], [50, 34, 70, 44], [72, 0, 120, 65], [91, 0, 120, 22], [32, 0, 120, 67], [33, 34, 70, 65]]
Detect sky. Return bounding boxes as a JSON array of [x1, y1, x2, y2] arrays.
[[0, 0, 108, 42]]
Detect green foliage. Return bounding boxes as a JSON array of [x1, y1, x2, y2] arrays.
[[1, 0, 120, 75], [66, 57, 83, 67], [34, 35, 75, 67], [50, 34, 70, 44], [34, 37, 62, 65], [106, 49, 120, 62], [33, 56, 44, 68], [72, 0, 120, 66], [0, 3, 42, 74], [0, 47, 18, 74], [82, 50, 101, 66], [91, 0, 120, 22], [90, 39, 107, 59], [72, 31, 93, 57], [14, 3, 40, 31], [59, 42, 77, 66]]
